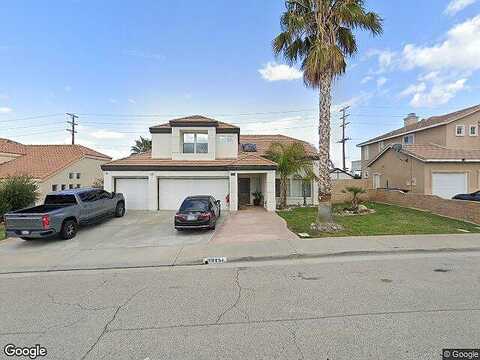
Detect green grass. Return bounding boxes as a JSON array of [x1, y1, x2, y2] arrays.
[[0, 225, 5, 241], [278, 202, 480, 237]]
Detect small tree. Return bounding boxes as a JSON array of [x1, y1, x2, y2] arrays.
[[131, 136, 152, 154], [92, 178, 104, 189], [0, 175, 39, 219], [341, 186, 366, 211]]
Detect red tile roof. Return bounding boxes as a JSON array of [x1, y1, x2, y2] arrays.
[[0, 138, 27, 155], [358, 104, 480, 146], [0, 143, 112, 180], [150, 115, 239, 130], [403, 144, 480, 161]]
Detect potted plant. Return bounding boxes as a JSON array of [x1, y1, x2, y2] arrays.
[[252, 191, 263, 206]]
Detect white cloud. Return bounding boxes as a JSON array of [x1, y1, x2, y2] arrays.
[[361, 76, 373, 84], [376, 77, 388, 87], [259, 62, 303, 81], [90, 130, 126, 140], [366, 49, 397, 73], [0, 107, 13, 114], [128, 98, 136, 104], [402, 15, 480, 72], [445, 0, 477, 15]]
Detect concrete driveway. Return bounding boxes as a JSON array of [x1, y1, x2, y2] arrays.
[[211, 207, 298, 243], [0, 210, 228, 272]]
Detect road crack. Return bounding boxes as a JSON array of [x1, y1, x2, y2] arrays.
[[215, 268, 249, 323]]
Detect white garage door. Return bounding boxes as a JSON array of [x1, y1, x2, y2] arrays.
[[432, 173, 467, 199], [115, 178, 149, 210], [158, 178, 229, 210]]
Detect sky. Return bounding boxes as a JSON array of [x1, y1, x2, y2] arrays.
[[0, 0, 479, 167]]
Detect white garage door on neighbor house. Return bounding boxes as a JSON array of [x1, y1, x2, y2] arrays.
[[115, 178, 149, 210], [432, 172, 467, 199], [158, 178, 229, 210]]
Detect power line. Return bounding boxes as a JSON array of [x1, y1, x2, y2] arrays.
[[337, 106, 351, 171], [0, 113, 64, 124], [66, 113, 78, 145]]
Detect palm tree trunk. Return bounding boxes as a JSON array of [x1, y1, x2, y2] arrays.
[[280, 176, 288, 209], [316, 71, 334, 224]]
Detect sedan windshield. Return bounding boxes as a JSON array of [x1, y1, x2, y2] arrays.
[[179, 199, 209, 212]]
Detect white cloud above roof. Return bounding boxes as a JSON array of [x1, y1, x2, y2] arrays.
[[444, 0, 477, 15], [258, 62, 303, 81]]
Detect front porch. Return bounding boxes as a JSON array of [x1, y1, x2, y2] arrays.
[[228, 170, 276, 212]]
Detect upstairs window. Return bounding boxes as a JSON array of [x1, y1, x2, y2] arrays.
[[183, 133, 208, 154], [363, 146, 369, 160], [403, 134, 414, 145], [456, 125, 465, 137], [469, 125, 477, 136]]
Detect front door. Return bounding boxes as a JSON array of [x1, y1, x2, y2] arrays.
[[238, 178, 251, 206]]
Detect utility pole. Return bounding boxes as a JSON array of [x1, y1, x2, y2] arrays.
[[66, 113, 78, 145], [337, 106, 351, 171]]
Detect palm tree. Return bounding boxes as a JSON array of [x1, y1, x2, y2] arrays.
[[131, 136, 152, 154], [341, 185, 366, 211], [273, 0, 382, 227], [265, 142, 316, 209]]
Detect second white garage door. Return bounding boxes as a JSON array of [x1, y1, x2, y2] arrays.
[[432, 172, 467, 199], [115, 178, 149, 210], [158, 178, 229, 210]]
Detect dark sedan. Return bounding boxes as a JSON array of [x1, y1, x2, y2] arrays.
[[452, 191, 480, 201], [174, 196, 221, 230]]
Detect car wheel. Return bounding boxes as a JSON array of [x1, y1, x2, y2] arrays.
[[175, 228, 183, 232], [210, 221, 216, 230], [60, 220, 78, 240], [115, 202, 125, 217], [20, 237, 34, 241]]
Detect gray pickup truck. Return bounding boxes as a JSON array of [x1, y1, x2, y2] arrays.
[[4, 188, 125, 240]]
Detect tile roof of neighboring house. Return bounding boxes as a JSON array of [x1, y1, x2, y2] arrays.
[[0, 138, 27, 155], [149, 115, 239, 130], [240, 134, 318, 157], [358, 104, 480, 147], [368, 143, 480, 166], [101, 151, 277, 170], [0, 143, 112, 180]]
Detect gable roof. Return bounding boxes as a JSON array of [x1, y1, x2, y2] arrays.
[[358, 104, 480, 147], [0, 138, 27, 155], [149, 115, 239, 133], [0, 143, 111, 181], [330, 167, 354, 177], [368, 143, 480, 166], [240, 134, 318, 158]]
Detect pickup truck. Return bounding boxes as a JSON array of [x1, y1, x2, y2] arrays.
[[4, 188, 125, 240]]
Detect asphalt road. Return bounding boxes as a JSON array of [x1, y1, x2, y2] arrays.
[[1, 252, 479, 360]]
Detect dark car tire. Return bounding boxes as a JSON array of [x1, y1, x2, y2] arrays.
[[60, 219, 78, 240], [20, 237, 34, 241], [210, 221, 216, 230], [175, 228, 183, 231], [115, 202, 125, 217]]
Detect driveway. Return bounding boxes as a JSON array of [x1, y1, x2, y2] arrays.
[[0, 210, 229, 272], [211, 207, 298, 243]]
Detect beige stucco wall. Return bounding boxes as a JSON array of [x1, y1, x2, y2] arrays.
[[151, 133, 172, 158], [216, 134, 238, 159], [445, 112, 480, 149], [171, 126, 216, 161], [37, 157, 108, 203], [423, 162, 480, 195], [368, 148, 426, 193]]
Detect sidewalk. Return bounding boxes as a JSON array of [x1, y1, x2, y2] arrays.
[[2, 233, 480, 273]]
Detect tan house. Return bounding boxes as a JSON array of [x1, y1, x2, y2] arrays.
[[0, 138, 112, 202], [102, 115, 319, 211], [357, 104, 480, 199]]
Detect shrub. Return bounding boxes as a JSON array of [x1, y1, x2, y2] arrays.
[[0, 175, 39, 218], [341, 186, 366, 211]]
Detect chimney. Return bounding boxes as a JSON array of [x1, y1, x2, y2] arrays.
[[404, 113, 419, 127]]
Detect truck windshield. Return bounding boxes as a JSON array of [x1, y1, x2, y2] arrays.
[[44, 195, 78, 205]]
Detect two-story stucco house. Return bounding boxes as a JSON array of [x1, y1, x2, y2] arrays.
[[101, 115, 319, 211], [357, 104, 480, 199]]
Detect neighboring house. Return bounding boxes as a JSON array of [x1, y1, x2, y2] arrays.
[[350, 160, 362, 177], [101, 115, 319, 211], [0, 138, 112, 202], [357, 104, 480, 199], [330, 168, 354, 180]]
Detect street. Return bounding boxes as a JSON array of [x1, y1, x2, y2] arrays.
[[1, 252, 479, 360]]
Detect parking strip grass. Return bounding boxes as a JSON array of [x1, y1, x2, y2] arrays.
[[0, 225, 5, 241], [278, 202, 480, 238]]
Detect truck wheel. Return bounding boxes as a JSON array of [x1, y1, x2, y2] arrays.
[[61, 220, 78, 240], [115, 202, 125, 217]]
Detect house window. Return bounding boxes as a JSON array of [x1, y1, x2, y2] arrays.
[[69, 184, 74, 189], [275, 179, 281, 197], [69, 173, 74, 179], [76, 173, 81, 179], [182, 133, 208, 154], [378, 141, 385, 152], [363, 146, 369, 160], [61, 184, 66, 190], [76, 184, 81, 188], [469, 125, 477, 136], [291, 178, 312, 197], [52, 185, 58, 192], [456, 125, 465, 137], [403, 134, 414, 145]]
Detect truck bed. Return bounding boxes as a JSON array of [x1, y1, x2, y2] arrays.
[[12, 204, 73, 214]]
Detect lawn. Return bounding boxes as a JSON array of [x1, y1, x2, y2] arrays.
[[278, 202, 480, 237], [0, 225, 5, 241]]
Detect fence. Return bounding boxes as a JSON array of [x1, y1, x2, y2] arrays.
[[332, 179, 370, 204]]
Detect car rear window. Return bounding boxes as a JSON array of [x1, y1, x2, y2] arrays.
[[44, 195, 78, 205], [179, 199, 209, 212]]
